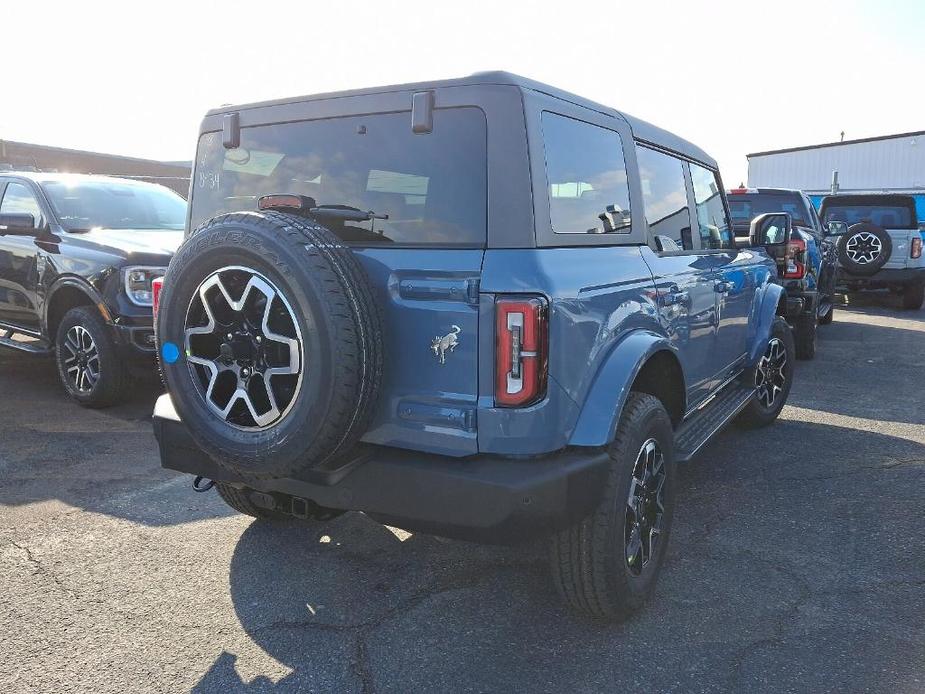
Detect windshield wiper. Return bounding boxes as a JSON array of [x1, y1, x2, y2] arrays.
[[257, 195, 390, 236], [308, 204, 389, 223]]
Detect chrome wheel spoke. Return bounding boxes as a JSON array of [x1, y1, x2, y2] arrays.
[[64, 325, 98, 393], [183, 266, 303, 431]]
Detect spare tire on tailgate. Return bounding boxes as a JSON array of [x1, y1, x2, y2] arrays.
[[157, 211, 383, 479], [837, 222, 892, 275]]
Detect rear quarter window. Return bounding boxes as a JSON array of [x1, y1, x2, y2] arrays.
[[541, 112, 631, 234], [190, 108, 487, 246]]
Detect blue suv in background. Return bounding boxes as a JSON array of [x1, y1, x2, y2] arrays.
[[153, 73, 796, 620], [728, 187, 838, 358]]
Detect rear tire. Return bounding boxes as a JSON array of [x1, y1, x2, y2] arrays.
[[901, 282, 924, 311], [793, 313, 817, 360], [55, 306, 130, 408], [737, 317, 794, 429], [214, 482, 289, 521], [549, 393, 676, 621]]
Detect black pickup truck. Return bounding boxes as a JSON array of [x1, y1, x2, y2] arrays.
[[0, 172, 184, 406]]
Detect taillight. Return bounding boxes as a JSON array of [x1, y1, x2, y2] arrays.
[[495, 296, 548, 407], [912, 236, 922, 259], [152, 276, 164, 321], [784, 238, 806, 279]]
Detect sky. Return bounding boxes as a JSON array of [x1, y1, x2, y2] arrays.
[[3, 0, 923, 187]]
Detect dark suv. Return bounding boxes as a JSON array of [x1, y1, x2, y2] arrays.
[[0, 173, 184, 405], [819, 194, 924, 309], [728, 187, 838, 358], [153, 72, 795, 620]]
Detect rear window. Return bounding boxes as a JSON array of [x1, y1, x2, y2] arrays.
[[728, 192, 811, 228], [820, 196, 917, 229], [190, 108, 487, 246]]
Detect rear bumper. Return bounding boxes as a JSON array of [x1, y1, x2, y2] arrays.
[[838, 267, 925, 286], [152, 394, 610, 543]]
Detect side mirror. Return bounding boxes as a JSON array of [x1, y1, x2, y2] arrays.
[[749, 212, 791, 247], [826, 220, 848, 236], [0, 213, 40, 236]]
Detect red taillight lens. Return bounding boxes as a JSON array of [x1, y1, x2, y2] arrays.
[[911, 236, 922, 259], [783, 238, 807, 279], [257, 194, 316, 212], [152, 276, 164, 321], [495, 296, 548, 407]]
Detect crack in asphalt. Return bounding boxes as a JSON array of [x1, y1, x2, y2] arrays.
[[244, 562, 543, 692], [8, 540, 79, 600]]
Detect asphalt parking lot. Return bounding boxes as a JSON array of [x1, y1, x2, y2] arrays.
[[1, 296, 923, 694]]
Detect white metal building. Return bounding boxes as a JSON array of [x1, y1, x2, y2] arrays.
[[746, 131, 925, 195]]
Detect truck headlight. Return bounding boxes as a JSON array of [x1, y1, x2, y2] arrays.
[[124, 266, 167, 307]]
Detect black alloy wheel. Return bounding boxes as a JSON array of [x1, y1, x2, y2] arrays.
[[624, 438, 667, 576]]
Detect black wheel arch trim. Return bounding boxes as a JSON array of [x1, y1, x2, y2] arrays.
[[43, 276, 113, 335]]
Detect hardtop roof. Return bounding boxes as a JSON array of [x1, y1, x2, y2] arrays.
[[205, 71, 717, 169]]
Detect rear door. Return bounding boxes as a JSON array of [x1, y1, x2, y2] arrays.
[[0, 180, 45, 331], [689, 163, 759, 377], [636, 145, 720, 408], [189, 95, 501, 456]]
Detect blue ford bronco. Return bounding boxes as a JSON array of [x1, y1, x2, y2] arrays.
[[153, 73, 795, 620]]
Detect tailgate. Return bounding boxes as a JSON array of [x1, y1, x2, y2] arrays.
[[353, 248, 484, 456], [885, 228, 920, 269]]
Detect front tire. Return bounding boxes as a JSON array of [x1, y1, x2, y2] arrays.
[[550, 393, 676, 621], [737, 317, 794, 428], [901, 282, 924, 311], [55, 306, 129, 408]]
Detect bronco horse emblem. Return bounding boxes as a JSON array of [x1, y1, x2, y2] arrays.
[[431, 325, 461, 365]]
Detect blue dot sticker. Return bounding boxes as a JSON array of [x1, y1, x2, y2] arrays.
[[161, 341, 180, 364]]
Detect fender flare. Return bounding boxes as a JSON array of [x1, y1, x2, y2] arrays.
[[43, 276, 109, 335], [747, 282, 786, 364], [568, 330, 681, 447]]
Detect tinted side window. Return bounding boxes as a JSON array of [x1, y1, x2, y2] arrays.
[[690, 163, 731, 249], [191, 108, 487, 246], [636, 146, 692, 250], [0, 182, 44, 226], [541, 112, 631, 234]]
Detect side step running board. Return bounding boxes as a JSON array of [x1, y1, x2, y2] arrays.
[[675, 382, 754, 463], [0, 330, 53, 356]]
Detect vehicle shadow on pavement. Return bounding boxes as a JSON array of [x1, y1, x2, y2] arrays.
[[0, 350, 234, 525], [192, 417, 925, 693]]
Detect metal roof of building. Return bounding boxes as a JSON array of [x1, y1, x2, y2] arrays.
[[747, 130, 925, 158]]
